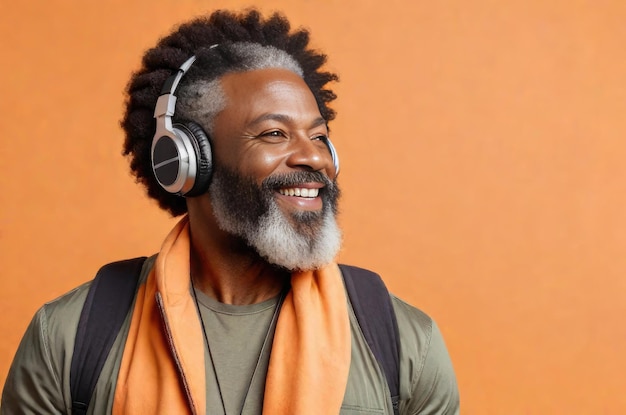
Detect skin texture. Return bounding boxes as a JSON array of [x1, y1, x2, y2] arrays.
[[186, 68, 336, 305]]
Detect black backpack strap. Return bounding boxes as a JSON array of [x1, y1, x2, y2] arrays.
[[70, 257, 147, 415], [339, 264, 401, 415]]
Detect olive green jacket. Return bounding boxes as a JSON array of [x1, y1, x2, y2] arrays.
[[1, 256, 459, 414]]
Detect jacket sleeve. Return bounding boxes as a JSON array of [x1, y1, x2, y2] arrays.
[[393, 297, 460, 415], [1, 307, 66, 414]]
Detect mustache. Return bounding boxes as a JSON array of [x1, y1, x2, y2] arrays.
[[262, 171, 335, 190]]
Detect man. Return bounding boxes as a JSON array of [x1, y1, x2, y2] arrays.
[[1, 9, 459, 415]]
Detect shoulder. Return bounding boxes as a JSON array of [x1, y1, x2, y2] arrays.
[[391, 295, 434, 342], [1, 256, 156, 413], [1, 281, 92, 413], [27, 279, 94, 364], [40, 255, 154, 343], [391, 295, 460, 414], [40, 255, 155, 340], [390, 295, 436, 389], [42, 280, 92, 330]]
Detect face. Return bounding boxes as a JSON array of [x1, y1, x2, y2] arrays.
[[206, 68, 342, 270]]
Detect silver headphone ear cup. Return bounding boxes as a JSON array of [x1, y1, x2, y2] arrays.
[[325, 137, 340, 176], [151, 127, 198, 195]]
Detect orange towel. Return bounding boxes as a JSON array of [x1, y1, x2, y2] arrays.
[[113, 216, 351, 414]]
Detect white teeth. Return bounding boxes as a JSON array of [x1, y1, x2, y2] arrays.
[[279, 188, 319, 198]]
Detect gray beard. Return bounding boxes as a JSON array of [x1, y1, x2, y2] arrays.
[[208, 167, 342, 271]]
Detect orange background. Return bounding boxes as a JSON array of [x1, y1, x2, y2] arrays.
[[1, 0, 625, 413]]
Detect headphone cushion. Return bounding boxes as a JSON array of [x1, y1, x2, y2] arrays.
[[176, 121, 213, 196]]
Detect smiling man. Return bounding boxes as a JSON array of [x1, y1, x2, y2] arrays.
[[2, 9, 459, 415]]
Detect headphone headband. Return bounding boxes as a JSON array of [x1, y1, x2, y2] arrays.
[[160, 55, 197, 95], [154, 55, 197, 121]]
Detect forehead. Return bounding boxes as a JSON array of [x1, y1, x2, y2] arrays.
[[216, 68, 322, 123]]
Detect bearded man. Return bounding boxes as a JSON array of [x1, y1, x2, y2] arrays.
[[2, 9, 459, 415]]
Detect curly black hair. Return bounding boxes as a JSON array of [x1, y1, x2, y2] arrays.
[[121, 9, 339, 216]]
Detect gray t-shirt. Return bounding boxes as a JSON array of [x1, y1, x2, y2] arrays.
[[195, 289, 281, 415]]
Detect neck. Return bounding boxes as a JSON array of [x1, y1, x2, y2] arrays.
[[188, 208, 289, 306]]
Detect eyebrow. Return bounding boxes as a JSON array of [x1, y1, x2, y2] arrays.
[[248, 113, 327, 130]]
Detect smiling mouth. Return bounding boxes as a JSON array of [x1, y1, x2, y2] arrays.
[[278, 187, 320, 198]]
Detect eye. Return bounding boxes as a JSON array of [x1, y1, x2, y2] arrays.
[[258, 130, 288, 141], [312, 134, 328, 141]]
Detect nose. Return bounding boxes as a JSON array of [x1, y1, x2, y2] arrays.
[[286, 135, 336, 176]]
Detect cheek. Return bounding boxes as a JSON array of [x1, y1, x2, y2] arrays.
[[237, 147, 286, 177]]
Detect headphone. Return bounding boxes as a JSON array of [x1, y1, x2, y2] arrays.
[[151, 53, 341, 197]]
